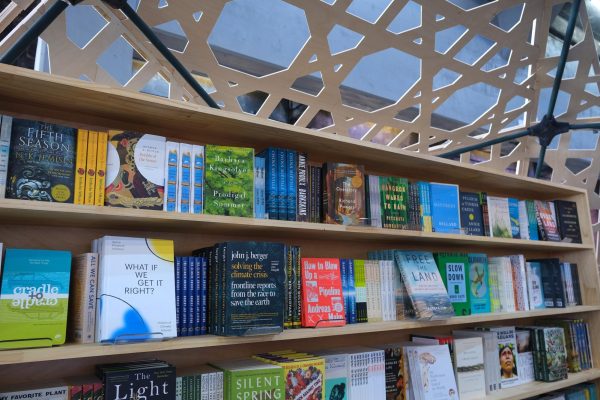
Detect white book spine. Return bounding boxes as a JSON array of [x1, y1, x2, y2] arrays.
[[191, 145, 205, 215], [0, 115, 12, 198], [369, 175, 381, 227], [177, 143, 192, 213], [164, 141, 179, 212], [518, 201, 530, 240], [378, 261, 389, 321], [505, 258, 517, 312]]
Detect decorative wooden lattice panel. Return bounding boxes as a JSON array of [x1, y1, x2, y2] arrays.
[[1, 0, 599, 255]]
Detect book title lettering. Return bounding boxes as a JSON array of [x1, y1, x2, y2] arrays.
[[123, 263, 164, 295]]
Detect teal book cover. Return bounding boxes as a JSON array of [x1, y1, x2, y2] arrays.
[[430, 183, 461, 234], [204, 145, 254, 217], [467, 253, 491, 314], [0, 248, 71, 348], [508, 198, 521, 239], [393, 251, 454, 320]]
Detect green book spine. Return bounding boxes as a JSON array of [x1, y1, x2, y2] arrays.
[[353, 260, 368, 323], [379, 176, 409, 229], [434, 253, 471, 316], [204, 145, 254, 217]]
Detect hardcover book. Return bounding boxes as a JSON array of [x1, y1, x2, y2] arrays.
[[301, 258, 345, 327], [322, 163, 366, 226], [6, 118, 76, 203], [318, 352, 348, 400], [393, 251, 454, 320], [73, 129, 87, 205], [0, 248, 71, 349], [487, 196, 512, 238], [430, 183, 461, 234], [379, 176, 409, 229], [540, 327, 569, 382], [95, 236, 176, 342], [204, 145, 254, 217], [408, 344, 458, 400], [535, 200, 561, 241], [94, 131, 108, 207], [554, 200, 582, 243], [434, 252, 471, 316], [98, 360, 176, 400], [525, 200, 540, 240], [459, 191, 484, 236], [468, 253, 491, 314], [213, 359, 283, 400], [84, 130, 97, 206], [453, 337, 486, 400], [105, 131, 165, 210], [488, 326, 520, 388], [296, 152, 308, 222]]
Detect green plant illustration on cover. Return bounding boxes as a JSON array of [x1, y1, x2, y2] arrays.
[[545, 328, 568, 381], [204, 145, 254, 217]]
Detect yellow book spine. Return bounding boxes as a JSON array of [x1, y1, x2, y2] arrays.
[[74, 130, 89, 205], [84, 131, 98, 205], [94, 131, 108, 206]]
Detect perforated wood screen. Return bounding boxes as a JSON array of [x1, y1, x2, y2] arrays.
[[1, 0, 599, 255]]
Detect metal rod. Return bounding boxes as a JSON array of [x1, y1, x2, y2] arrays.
[[546, 0, 581, 119], [534, 144, 548, 179], [119, 3, 220, 109], [569, 123, 600, 130], [439, 129, 531, 159], [0, 0, 68, 65]]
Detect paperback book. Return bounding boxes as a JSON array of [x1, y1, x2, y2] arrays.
[[301, 258, 345, 327], [323, 163, 366, 225], [459, 191, 484, 236], [430, 183, 461, 234], [468, 253, 491, 314]]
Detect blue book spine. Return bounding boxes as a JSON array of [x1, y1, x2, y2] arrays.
[[277, 148, 287, 220], [194, 257, 202, 336], [188, 256, 195, 336], [259, 148, 278, 220], [340, 259, 349, 323], [508, 198, 521, 239], [175, 257, 181, 336], [430, 183, 461, 234], [181, 256, 189, 336], [348, 259, 357, 324], [192, 145, 204, 214], [179, 145, 192, 213], [287, 149, 297, 221], [254, 156, 266, 219], [200, 257, 208, 335], [417, 181, 432, 232], [526, 200, 540, 240]]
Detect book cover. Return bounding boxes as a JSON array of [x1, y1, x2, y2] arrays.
[[378, 344, 407, 400], [94, 132, 108, 207], [516, 329, 534, 384], [177, 143, 192, 213], [489, 326, 519, 388], [6, 118, 77, 203], [191, 145, 204, 214], [525, 261, 545, 309], [379, 176, 409, 229], [0, 115, 12, 198], [434, 252, 471, 316], [518, 201, 530, 240], [254, 156, 266, 219], [301, 258, 345, 327], [163, 141, 178, 212], [278, 356, 325, 400], [223, 242, 286, 336], [540, 327, 569, 382], [99, 361, 176, 400], [204, 145, 254, 217], [320, 352, 348, 400], [459, 191, 484, 236], [554, 200, 582, 243], [468, 253, 491, 314], [296, 152, 308, 222], [96, 236, 176, 342], [68, 253, 98, 344], [104, 131, 165, 210], [453, 337, 486, 400], [430, 183, 461, 234], [535, 200, 561, 241], [418, 181, 433, 232], [74, 129, 88, 205], [508, 198, 521, 239], [322, 163, 366, 226], [0, 249, 71, 348], [0, 386, 69, 400], [393, 251, 454, 320], [487, 196, 512, 238], [410, 344, 459, 400], [525, 200, 539, 240], [84, 130, 98, 206]]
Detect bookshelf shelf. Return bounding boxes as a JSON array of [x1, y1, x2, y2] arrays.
[[0, 65, 598, 397], [0, 199, 593, 251], [0, 305, 597, 366]]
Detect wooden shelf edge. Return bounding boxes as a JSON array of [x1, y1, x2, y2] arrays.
[[1, 306, 597, 366], [486, 369, 600, 400], [0, 199, 593, 251]]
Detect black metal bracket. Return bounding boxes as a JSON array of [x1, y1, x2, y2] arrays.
[[528, 114, 570, 147]]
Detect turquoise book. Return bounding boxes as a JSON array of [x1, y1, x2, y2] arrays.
[[0, 248, 72, 349], [430, 183, 461, 234], [467, 253, 491, 314], [508, 198, 521, 239], [393, 251, 454, 320]]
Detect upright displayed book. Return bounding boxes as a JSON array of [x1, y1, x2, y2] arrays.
[[487, 196, 512, 238], [379, 176, 409, 229], [535, 200, 561, 241], [204, 145, 254, 217], [0, 386, 69, 400], [434, 252, 471, 316], [5, 118, 77, 203], [459, 191, 484, 236], [105, 131, 166, 210], [467, 253, 491, 314], [407, 344, 458, 400], [453, 337, 486, 400], [429, 183, 461, 234], [213, 358, 283, 400], [487, 326, 520, 388], [554, 200, 582, 243], [0, 248, 71, 349], [515, 329, 534, 384], [94, 236, 176, 342], [393, 251, 454, 320], [97, 360, 176, 400], [301, 258, 345, 327], [322, 163, 366, 225], [318, 352, 348, 400]]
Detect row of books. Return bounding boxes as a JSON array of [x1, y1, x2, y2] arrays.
[[0, 117, 582, 244], [0, 323, 594, 400], [534, 384, 598, 399], [0, 237, 587, 347]]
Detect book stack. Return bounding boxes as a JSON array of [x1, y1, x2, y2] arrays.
[[174, 256, 208, 337], [176, 365, 224, 399]]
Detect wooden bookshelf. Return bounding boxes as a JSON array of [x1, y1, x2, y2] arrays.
[[0, 65, 599, 398]]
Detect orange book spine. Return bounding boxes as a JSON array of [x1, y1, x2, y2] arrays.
[[74, 130, 88, 205], [94, 131, 108, 206], [84, 131, 98, 205]]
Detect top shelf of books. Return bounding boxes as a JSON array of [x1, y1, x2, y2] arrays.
[[0, 65, 586, 201]]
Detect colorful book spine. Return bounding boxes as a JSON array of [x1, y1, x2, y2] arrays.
[[175, 256, 181, 336], [254, 156, 266, 219], [74, 129, 88, 205], [379, 176, 409, 229], [84, 130, 98, 206], [348, 259, 357, 324], [353, 260, 368, 323], [178, 143, 192, 213], [479, 192, 490, 236], [369, 175, 382, 227], [525, 200, 539, 240], [468, 253, 491, 314], [518, 200, 530, 240], [430, 182, 461, 234], [200, 257, 207, 334], [94, 132, 108, 206], [164, 141, 179, 212], [68, 253, 98, 343], [191, 145, 204, 214], [418, 181, 432, 232], [508, 198, 521, 239], [277, 148, 287, 220], [259, 148, 278, 219], [296, 152, 308, 222], [341, 258, 350, 323], [287, 149, 297, 221], [0, 115, 12, 198], [285, 246, 294, 329]]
